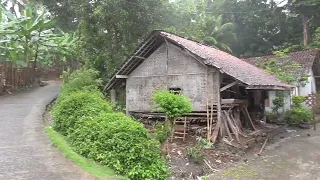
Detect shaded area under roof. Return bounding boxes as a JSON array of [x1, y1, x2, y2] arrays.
[[104, 30, 293, 91]]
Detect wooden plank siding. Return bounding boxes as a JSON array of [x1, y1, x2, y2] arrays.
[[0, 63, 36, 94]]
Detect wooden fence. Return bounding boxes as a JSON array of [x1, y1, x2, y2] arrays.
[[0, 63, 36, 94]]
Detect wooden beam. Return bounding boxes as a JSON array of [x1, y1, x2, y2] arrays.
[[134, 56, 146, 60], [220, 81, 238, 92], [103, 35, 156, 91], [115, 75, 128, 79], [242, 106, 257, 131]]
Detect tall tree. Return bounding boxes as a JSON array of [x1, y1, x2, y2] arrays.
[[286, 0, 320, 46]]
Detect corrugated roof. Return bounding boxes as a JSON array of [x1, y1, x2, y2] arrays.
[[105, 30, 293, 91], [243, 49, 319, 77]]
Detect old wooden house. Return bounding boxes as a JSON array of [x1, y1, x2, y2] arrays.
[[104, 30, 292, 142]]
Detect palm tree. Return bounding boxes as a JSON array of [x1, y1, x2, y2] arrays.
[[203, 15, 237, 52]]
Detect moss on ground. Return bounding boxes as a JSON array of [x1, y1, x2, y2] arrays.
[[223, 164, 258, 180]]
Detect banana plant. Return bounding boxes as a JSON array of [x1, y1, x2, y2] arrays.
[[0, 3, 77, 68]]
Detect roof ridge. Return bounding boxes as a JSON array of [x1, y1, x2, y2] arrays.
[[244, 48, 319, 60], [156, 30, 224, 51]]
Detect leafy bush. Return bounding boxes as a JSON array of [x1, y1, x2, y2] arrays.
[[52, 90, 113, 135], [286, 107, 312, 124], [68, 113, 169, 180], [61, 68, 102, 95], [152, 90, 192, 145], [266, 112, 277, 122], [185, 137, 213, 164], [292, 95, 306, 108], [154, 121, 171, 144], [152, 90, 192, 119], [196, 136, 213, 149], [271, 93, 285, 114], [283, 95, 311, 124], [185, 146, 204, 164]]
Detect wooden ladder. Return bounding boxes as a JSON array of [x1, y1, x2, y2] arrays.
[[171, 116, 188, 142]]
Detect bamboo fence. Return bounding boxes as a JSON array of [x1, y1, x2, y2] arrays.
[[0, 63, 36, 94]]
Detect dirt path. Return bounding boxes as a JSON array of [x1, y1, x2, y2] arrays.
[[210, 126, 320, 180], [0, 81, 94, 180]]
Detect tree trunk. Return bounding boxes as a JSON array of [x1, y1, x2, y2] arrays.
[[24, 36, 29, 63], [33, 30, 42, 70], [33, 44, 39, 70], [302, 13, 311, 46]]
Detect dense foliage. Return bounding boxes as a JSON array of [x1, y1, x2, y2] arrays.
[[0, 3, 77, 67], [61, 68, 102, 95], [68, 113, 169, 180], [153, 121, 171, 144], [285, 95, 312, 124], [52, 69, 169, 179], [34, 0, 320, 81], [52, 90, 113, 135]]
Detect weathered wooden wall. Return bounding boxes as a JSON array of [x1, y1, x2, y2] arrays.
[[0, 63, 36, 94]]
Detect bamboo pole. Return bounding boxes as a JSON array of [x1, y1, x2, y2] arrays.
[[206, 67, 210, 141]]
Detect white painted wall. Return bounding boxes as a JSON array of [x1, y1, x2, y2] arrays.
[[298, 70, 316, 96], [265, 91, 291, 113], [265, 69, 316, 112]]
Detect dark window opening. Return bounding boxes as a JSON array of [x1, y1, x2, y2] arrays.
[[169, 88, 182, 95]]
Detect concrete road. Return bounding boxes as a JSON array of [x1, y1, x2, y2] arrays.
[[211, 126, 320, 180], [0, 82, 93, 180]]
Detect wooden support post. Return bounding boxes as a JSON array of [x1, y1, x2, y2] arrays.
[[212, 72, 222, 143], [183, 116, 187, 142], [206, 68, 210, 141]]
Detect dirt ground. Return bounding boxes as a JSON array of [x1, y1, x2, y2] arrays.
[[146, 121, 282, 180], [208, 124, 320, 180]]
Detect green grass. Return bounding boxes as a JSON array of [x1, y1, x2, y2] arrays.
[[45, 126, 125, 180]]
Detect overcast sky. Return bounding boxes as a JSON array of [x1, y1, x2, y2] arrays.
[[274, 0, 288, 6]]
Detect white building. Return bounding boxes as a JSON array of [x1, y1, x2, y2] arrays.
[[243, 49, 320, 112]]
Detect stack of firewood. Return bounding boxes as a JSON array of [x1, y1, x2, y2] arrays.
[[212, 105, 257, 144]]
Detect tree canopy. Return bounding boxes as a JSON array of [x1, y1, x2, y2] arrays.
[[29, 0, 320, 80]]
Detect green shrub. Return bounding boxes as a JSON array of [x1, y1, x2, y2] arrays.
[[68, 113, 169, 180], [266, 112, 277, 122], [286, 107, 312, 124], [153, 121, 171, 144], [61, 68, 102, 95], [152, 90, 193, 119], [185, 146, 204, 164], [292, 95, 306, 108], [52, 90, 113, 135], [196, 136, 213, 149], [271, 94, 285, 113], [185, 137, 213, 164]]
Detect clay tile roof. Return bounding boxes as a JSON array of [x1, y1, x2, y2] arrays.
[[105, 30, 293, 91], [159, 31, 292, 90], [243, 49, 319, 77]]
